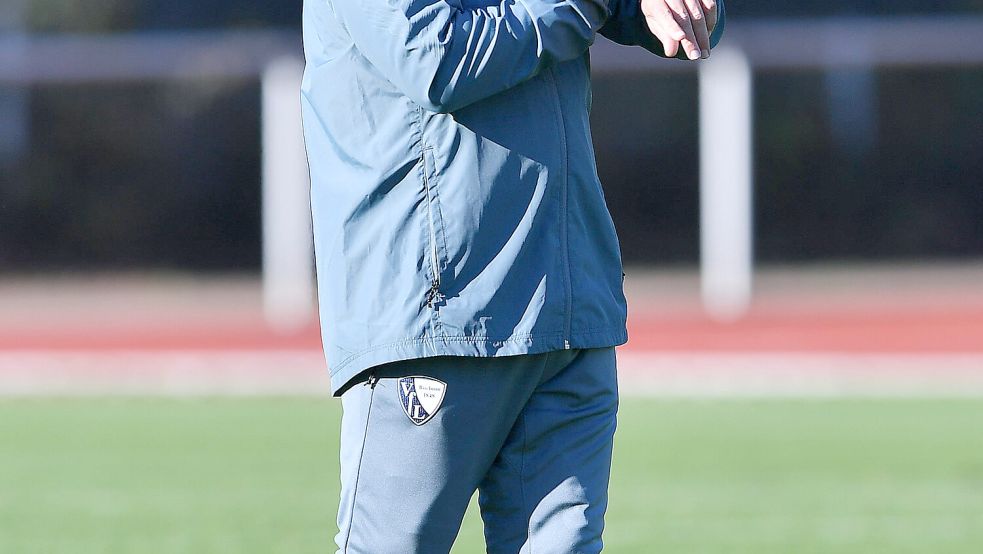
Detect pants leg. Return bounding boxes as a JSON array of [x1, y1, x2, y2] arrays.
[[335, 352, 554, 554], [478, 347, 619, 554]]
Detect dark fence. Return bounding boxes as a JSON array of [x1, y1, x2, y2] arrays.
[[2, 63, 981, 270]]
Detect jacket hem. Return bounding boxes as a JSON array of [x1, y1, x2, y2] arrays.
[[328, 326, 628, 396]]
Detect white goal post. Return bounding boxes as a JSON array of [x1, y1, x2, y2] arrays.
[[260, 57, 313, 332], [591, 15, 983, 321]]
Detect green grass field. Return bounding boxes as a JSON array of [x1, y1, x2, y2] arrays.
[[2, 397, 983, 553]]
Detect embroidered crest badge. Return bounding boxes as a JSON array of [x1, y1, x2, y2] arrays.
[[397, 376, 447, 425]]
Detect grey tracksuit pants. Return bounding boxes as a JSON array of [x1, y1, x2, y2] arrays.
[[334, 347, 619, 553]]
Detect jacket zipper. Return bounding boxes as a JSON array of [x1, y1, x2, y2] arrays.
[[544, 68, 572, 350], [421, 147, 443, 308]]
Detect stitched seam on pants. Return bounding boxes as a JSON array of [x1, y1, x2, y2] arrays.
[[524, 348, 553, 553], [342, 384, 376, 552], [520, 411, 531, 554]]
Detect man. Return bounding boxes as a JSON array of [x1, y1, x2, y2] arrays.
[[300, 0, 724, 551]]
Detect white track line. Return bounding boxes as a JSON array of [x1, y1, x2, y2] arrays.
[[0, 350, 330, 396], [1, 350, 982, 397], [617, 351, 983, 397]]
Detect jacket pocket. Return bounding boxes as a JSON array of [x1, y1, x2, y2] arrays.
[[421, 146, 445, 308]]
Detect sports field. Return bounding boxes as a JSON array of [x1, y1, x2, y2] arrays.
[[3, 397, 982, 553]]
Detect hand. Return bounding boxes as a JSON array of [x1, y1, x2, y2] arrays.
[[640, 0, 717, 60]]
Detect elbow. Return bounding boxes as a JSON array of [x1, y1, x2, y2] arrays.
[[411, 79, 464, 114], [415, 96, 457, 114], [379, 73, 459, 113], [383, 59, 457, 113]]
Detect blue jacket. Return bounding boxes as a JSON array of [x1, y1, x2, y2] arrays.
[[301, 0, 726, 395]]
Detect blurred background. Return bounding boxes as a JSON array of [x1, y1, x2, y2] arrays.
[[2, 1, 983, 552]]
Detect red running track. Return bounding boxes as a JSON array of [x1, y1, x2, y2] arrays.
[[2, 307, 981, 353]]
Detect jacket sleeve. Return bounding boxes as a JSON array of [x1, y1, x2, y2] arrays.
[[329, 0, 612, 113], [599, 0, 725, 58]]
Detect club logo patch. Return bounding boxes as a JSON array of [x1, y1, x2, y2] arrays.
[[398, 376, 447, 425]]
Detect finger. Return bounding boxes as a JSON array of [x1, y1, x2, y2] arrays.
[[664, 0, 701, 60], [645, 16, 681, 58], [683, 0, 710, 55], [662, 37, 681, 58], [702, 0, 718, 35], [642, 2, 687, 43]]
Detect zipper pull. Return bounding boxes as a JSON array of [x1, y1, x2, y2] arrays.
[[563, 339, 571, 350], [365, 374, 379, 389]]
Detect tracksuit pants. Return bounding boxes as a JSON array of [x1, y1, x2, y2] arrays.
[[334, 346, 619, 553]]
